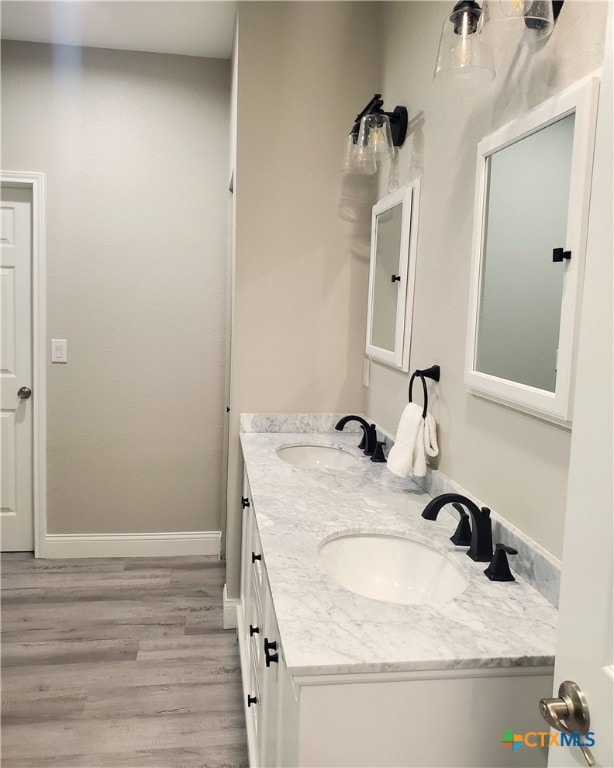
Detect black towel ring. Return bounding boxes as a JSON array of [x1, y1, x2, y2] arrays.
[[408, 365, 441, 419], [408, 372, 429, 419]]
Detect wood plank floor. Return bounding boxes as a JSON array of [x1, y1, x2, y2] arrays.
[[1, 553, 248, 768]]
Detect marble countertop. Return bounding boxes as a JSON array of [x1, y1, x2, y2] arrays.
[[240, 431, 558, 677]]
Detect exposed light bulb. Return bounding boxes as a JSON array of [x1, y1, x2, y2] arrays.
[[362, 114, 394, 158], [369, 125, 386, 151], [510, 0, 526, 15], [457, 13, 472, 65]]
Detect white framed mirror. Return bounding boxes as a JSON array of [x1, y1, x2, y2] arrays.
[[465, 75, 600, 424], [366, 181, 419, 371]]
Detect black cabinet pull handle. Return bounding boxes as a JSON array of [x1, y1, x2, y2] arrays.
[[247, 694, 258, 707], [241, 496, 250, 509], [249, 624, 259, 636], [264, 638, 279, 667], [251, 552, 261, 563], [391, 274, 401, 282]]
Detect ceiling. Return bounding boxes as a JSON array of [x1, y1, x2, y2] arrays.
[[0, 1, 236, 59]]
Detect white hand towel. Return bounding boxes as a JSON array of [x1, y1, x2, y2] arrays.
[[412, 418, 427, 477], [423, 412, 439, 459], [386, 403, 423, 477], [412, 413, 439, 477]]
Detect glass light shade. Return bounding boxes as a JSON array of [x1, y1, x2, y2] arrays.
[[499, 0, 554, 39], [434, 2, 495, 85], [343, 130, 377, 175], [343, 134, 357, 172], [343, 134, 377, 175], [357, 113, 396, 159]]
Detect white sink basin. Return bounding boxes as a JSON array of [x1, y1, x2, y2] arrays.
[[319, 533, 468, 605], [276, 444, 359, 471]]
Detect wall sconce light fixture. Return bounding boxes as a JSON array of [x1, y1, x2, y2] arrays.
[[344, 94, 408, 175], [435, 0, 564, 84], [434, 0, 495, 85], [498, 0, 564, 40]]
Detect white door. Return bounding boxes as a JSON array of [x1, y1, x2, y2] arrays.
[[543, 8, 613, 767], [1, 197, 34, 551]]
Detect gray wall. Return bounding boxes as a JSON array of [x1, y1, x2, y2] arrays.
[[225, 2, 381, 596], [366, 1, 607, 559], [1, 41, 230, 534]]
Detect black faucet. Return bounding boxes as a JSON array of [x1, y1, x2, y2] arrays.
[[422, 493, 493, 562], [335, 415, 377, 456]]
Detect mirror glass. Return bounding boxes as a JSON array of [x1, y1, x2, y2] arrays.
[[475, 114, 575, 392], [371, 203, 403, 352], [366, 183, 418, 371]]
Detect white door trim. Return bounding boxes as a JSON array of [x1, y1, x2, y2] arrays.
[[1, 171, 47, 557]]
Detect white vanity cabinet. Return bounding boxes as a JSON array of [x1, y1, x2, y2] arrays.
[[238, 476, 289, 768], [238, 472, 552, 768]]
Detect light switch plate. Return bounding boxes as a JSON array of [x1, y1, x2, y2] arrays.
[[51, 338, 67, 363]]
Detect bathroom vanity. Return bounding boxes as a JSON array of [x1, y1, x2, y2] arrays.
[[237, 426, 557, 768]]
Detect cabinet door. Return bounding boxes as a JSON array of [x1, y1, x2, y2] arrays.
[[249, 514, 265, 602], [239, 479, 261, 765], [259, 573, 285, 768], [240, 473, 253, 626], [239, 485, 289, 767]]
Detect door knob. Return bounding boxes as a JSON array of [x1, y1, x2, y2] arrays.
[[17, 387, 32, 400], [539, 681, 594, 766]]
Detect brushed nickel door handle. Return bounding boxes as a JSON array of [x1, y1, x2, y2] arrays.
[[539, 681, 594, 766], [17, 386, 32, 400]]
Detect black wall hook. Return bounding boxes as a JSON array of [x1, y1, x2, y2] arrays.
[[408, 365, 441, 418]]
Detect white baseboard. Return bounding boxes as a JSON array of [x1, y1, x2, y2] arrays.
[[222, 583, 239, 629], [41, 531, 221, 559]]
